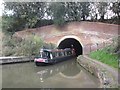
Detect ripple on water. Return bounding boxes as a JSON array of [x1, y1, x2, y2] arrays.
[[2, 58, 100, 88]]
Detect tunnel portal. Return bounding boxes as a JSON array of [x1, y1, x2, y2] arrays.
[[58, 38, 83, 56]]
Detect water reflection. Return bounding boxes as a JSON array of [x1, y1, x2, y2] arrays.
[[2, 58, 100, 88], [36, 58, 81, 82]]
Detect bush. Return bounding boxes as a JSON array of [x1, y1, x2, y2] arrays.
[[3, 47, 15, 56], [18, 35, 44, 56], [43, 43, 56, 49], [2, 34, 56, 56], [3, 35, 33, 56]]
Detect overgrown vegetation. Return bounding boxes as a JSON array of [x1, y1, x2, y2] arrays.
[[2, 2, 120, 34], [2, 34, 56, 56], [89, 37, 119, 68]]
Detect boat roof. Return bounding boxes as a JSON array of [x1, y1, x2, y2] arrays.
[[40, 48, 71, 52]]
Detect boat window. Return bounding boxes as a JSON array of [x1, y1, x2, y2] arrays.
[[52, 52, 56, 58], [69, 51, 72, 55], [40, 52, 45, 58], [66, 51, 69, 55], [64, 52, 67, 56], [55, 52, 59, 57], [40, 51, 50, 59], [46, 52, 50, 58], [66, 51, 72, 55], [58, 52, 62, 56], [50, 53, 53, 59], [63, 52, 66, 56], [61, 52, 64, 56]]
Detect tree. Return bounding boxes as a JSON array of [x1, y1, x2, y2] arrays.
[[65, 2, 90, 21], [110, 2, 120, 19], [80, 2, 90, 21], [97, 2, 108, 21], [3, 1, 119, 34], [2, 15, 15, 33], [89, 2, 98, 21], [49, 2, 66, 26], [4, 2, 46, 31], [65, 2, 81, 21]]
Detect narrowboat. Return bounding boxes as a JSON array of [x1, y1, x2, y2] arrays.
[[34, 48, 76, 66]]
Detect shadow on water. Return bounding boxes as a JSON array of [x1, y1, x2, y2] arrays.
[[2, 58, 100, 88], [35, 57, 81, 81]]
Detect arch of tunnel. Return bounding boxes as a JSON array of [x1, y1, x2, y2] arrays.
[[57, 36, 83, 56], [15, 21, 119, 55]]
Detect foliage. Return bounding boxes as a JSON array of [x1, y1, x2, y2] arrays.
[[33, 19, 54, 28], [2, 2, 120, 34], [65, 2, 90, 21], [113, 36, 120, 58], [89, 2, 98, 21], [1, 2, 91, 33], [110, 2, 120, 19], [2, 15, 26, 34], [16, 35, 44, 56], [2, 35, 18, 56], [80, 2, 90, 21], [2, 34, 56, 56], [49, 2, 66, 26], [89, 38, 119, 68], [43, 43, 56, 49], [3, 2, 46, 32], [65, 2, 81, 21], [2, 15, 15, 33], [3, 46, 15, 56], [97, 2, 108, 21]]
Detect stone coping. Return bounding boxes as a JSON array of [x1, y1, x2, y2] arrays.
[[0, 56, 34, 65], [0, 56, 27, 59]]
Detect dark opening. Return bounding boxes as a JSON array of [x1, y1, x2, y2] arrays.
[[58, 38, 83, 56]]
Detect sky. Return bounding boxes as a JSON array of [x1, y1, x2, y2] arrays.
[[0, 0, 4, 16]]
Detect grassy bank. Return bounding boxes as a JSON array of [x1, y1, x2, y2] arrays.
[[89, 49, 118, 68], [89, 47, 119, 68]]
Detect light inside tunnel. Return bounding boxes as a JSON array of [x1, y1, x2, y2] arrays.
[[58, 38, 83, 56]]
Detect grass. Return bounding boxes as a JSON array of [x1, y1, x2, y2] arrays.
[[89, 48, 118, 68]]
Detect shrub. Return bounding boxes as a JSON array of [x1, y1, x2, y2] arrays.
[[2, 34, 57, 56], [43, 43, 56, 49], [14, 35, 44, 56], [3, 47, 15, 56]]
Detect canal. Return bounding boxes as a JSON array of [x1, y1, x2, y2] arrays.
[[2, 58, 100, 88]]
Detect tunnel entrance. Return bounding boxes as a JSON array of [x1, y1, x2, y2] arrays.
[[58, 38, 83, 56]]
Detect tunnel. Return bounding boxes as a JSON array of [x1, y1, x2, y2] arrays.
[[58, 38, 83, 56]]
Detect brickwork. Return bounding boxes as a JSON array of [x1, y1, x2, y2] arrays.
[[14, 21, 120, 54]]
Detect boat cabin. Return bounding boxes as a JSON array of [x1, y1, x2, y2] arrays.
[[39, 48, 74, 60]]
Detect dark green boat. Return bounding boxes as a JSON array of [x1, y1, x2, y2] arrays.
[[34, 48, 76, 66]]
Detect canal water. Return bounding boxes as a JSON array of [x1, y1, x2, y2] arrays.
[[2, 58, 100, 88]]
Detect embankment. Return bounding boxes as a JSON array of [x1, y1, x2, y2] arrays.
[[0, 56, 34, 65], [77, 55, 119, 88]]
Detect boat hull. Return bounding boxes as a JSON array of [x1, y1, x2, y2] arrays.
[[35, 55, 75, 66]]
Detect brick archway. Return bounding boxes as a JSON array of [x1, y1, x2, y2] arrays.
[[57, 35, 83, 56]]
